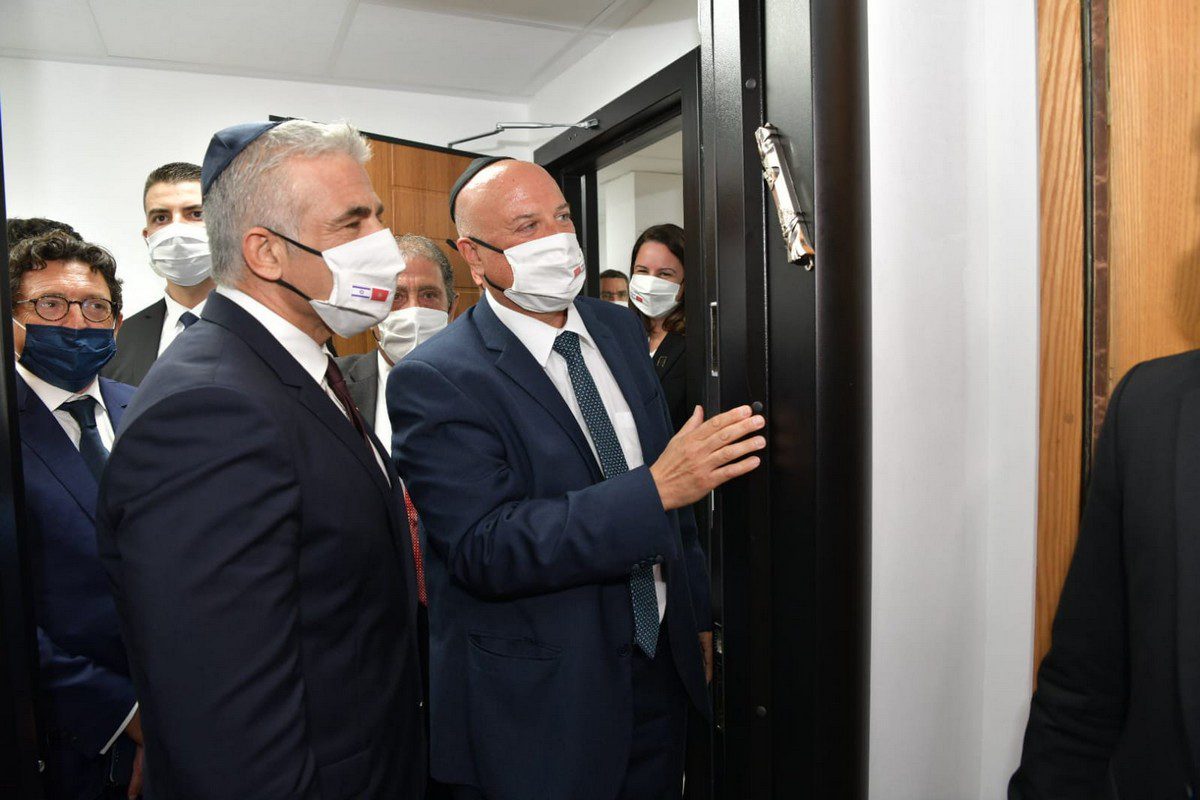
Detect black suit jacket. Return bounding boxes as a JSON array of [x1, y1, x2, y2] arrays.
[[1011, 349, 1200, 799], [102, 299, 165, 387], [653, 330, 689, 432], [97, 292, 425, 799], [335, 351, 380, 426]]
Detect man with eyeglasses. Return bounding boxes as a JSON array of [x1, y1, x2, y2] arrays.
[[9, 231, 143, 800]]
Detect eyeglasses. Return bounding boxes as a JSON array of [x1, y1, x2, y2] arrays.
[[17, 295, 117, 324]]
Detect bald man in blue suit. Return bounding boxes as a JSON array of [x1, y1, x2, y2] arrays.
[[389, 159, 766, 800]]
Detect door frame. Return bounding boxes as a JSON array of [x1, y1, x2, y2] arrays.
[[0, 104, 50, 798], [701, 0, 871, 796]]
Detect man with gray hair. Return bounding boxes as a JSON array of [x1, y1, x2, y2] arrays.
[[97, 120, 425, 798]]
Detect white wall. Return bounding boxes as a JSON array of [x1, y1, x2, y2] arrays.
[[525, 0, 699, 152], [0, 57, 529, 313], [867, 0, 1039, 797], [599, 170, 684, 271]]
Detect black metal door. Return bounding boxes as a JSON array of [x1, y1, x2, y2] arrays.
[[701, 0, 870, 797]]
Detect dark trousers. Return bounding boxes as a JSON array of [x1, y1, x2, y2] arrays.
[[449, 624, 689, 800], [419, 604, 454, 800], [616, 623, 689, 800]]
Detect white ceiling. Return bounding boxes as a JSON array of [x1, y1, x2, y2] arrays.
[[0, 0, 653, 99]]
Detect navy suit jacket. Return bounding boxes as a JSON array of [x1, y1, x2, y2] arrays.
[[97, 291, 425, 800], [388, 295, 711, 800], [19, 375, 136, 799]]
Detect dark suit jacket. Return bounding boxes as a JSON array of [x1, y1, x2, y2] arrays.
[[653, 330, 689, 432], [102, 299, 165, 387], [97, 292, 425, 800], [335, 351, 380, 425], [18, 375, 137, 800], [388, 296, 711, 800], [1011, 350, 1200, 799]]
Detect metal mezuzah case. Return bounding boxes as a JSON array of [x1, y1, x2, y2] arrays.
[[755, 123, 815, 270]]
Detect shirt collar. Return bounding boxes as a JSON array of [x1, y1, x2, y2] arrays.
[[215, 286, 329, 387], [483, 289, 595, 367], [376, 350, 391, 384], [162, 291, 207, 329], [16, 361, 107, 414]]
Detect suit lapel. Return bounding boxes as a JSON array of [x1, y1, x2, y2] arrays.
[[577, 301, 664, 458], [16, 377, 98, 520], [345, 354, 379, 425], [1177, 387, 1200, 774], [203, 293, 392, 499], [128, 300, 166, 381], [99, 379, 131, 431], [299, 383, 393, 497], [473, 298, 603, 482]]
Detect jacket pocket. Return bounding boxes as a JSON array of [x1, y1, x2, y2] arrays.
[[466, 633, 562, 799], [317, 748, 368, 799]]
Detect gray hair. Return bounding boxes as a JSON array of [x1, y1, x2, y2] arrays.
[[204, 120, 372, 286], [396, 234, 456, 307]]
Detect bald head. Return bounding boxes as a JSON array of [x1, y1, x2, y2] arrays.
[[454, 160, 567, 240], [453, 160, 577, 312]]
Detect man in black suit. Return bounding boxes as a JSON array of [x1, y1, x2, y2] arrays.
[[104, 162, 212, 386], [97, 119, 424, 799], [1010, 351, 1200, 798]]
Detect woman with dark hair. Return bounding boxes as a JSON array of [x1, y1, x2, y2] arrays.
[[628, 223, 691, 431]]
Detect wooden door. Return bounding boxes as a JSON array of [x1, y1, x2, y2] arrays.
[[1035, 0, 1200, 672], [332, 136, 481, 356]]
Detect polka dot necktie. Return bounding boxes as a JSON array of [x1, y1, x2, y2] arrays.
[[552, 331, 659, 658]]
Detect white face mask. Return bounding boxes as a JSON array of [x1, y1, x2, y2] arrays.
[[377, 306, 448, 364], [628, 273, 682, 319], [270, 227, 406, 338], [146, 222, 212, 287], [608, 299, 630, 308], [474, 232, 585, 314]]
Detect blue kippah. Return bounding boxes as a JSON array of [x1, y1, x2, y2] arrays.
[[201, 121, 284, 195]]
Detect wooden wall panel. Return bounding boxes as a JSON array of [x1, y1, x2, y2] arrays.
[[1035, 0, 1087, 673], [1107, 0, 1200, 389]]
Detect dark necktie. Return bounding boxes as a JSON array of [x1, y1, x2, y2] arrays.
[[60, 397, 108, 482], [179, 311, 200, 329], [324, 356, 371, 443], [552, 330, 659, 658]]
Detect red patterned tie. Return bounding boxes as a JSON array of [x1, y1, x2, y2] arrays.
[[403, 489, 428, 606]]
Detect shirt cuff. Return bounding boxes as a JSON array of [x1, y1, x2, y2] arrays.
[[100, 702, 138, 755]]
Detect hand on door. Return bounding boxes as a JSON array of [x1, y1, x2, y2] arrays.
[[650, 405, 766, 511]]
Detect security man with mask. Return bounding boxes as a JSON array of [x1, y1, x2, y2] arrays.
[[104, 162, 213, 386], [388, 157, 767, 800], [97, 120, 425, 798], [10, 231, 143, 800]]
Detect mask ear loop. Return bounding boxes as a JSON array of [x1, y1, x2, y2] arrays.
[[262, 227, 323, 303], [450, 236, 510, 294]]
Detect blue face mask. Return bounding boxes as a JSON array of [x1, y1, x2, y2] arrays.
[[18, 323, 117, 392]]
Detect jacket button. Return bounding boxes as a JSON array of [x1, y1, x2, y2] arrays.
[[618, 644, 630, 656]]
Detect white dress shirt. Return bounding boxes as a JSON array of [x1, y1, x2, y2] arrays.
[[16, 363, 116, 449], [374, 350, 393, 450], [157, 292, 208, 355], [484, 290, 666, 622], [216, 287, 388, 479], [15, 362, 136, 754]]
